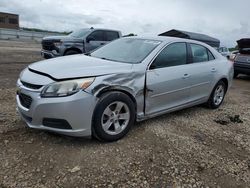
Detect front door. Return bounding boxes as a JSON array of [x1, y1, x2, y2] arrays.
[[146, 42, 191, 115]]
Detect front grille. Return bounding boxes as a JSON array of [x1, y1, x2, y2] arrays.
[[19, 93, 32, 109], [21, 81, 43, 90], [42, 40, 55, 51]]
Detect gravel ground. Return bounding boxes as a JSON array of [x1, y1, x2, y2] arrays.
[[0, 39, 250, 188]]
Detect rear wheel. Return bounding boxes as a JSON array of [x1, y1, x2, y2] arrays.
[[92, 92, 135, 142], [207, 81, 226, 109]]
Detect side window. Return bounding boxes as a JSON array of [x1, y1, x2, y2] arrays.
[[87, 31, 104, 41], [0, 17, 5, 23], [9, 18, 18, 24], [190, 44, 209, 63], [150, 43, 187, 69], [105, 31, 119, 41], [208, 50, 215, 61]]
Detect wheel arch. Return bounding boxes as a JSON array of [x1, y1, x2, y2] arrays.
[[96, 87, 137, 111], [92, 87, 137, 141], [63, 47, 82, 55], [219, 77, 229, 92]]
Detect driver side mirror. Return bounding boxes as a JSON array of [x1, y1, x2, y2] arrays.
[[86, 36, 95, 43]]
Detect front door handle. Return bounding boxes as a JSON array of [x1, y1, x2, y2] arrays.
[[211, 68, 217, 72], [182, 74, 190, 79], [100, 43, 105, 45]]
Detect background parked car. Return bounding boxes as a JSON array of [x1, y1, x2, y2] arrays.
[[218, 47, 231, 59], [234, 38, 250, 78], [41, 27, 122, 59]]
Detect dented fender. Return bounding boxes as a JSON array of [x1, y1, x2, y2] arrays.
[[86, 70, 146, 119]]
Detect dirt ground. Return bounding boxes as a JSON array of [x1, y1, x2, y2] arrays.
[[0, 39, 250, 188]]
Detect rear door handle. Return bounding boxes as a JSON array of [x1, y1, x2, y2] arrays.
[[211, 68, 217, 72], [100, 43, 105, 45], [182, 74, 190, 79]]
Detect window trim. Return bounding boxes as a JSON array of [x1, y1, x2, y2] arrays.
[[148, 42, 189, 70], [207, 48, 215, 61], [188, 43, 215, 64]]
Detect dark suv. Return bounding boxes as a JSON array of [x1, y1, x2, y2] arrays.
[[41, 28, 122, 59], [234, 38, 250, 78]]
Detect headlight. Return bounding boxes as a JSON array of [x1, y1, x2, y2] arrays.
[[41, 78, 95, 97], [54, 41, 62, 47]]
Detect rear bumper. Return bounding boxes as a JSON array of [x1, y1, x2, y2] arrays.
[[234, 63, 250, 75]]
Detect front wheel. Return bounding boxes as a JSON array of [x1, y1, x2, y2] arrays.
[[92, 92, 135, 142], [207, 81, 226, 109]]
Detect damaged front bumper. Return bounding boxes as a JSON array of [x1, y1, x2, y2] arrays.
[[16, 80, 97, 137]]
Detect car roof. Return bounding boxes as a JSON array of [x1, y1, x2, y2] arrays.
[[90, 28, 121, 32], [127, 36, 214, 48]]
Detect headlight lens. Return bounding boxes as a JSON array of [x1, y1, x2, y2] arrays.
[[54, 41, 62, 47], [41, 78, 95, 97]]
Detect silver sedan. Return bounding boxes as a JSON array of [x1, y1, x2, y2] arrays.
[[17, 36, 234, 141]]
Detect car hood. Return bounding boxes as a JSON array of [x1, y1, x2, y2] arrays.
[[237, 38, 250, 49], [28, 55, 133, 80], [43, 35, 72, 41]]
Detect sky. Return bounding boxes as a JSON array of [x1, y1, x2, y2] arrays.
[[0, 0, 250, 47]]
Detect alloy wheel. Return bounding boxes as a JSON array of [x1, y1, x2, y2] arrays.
[[101, 101, 130, 135]]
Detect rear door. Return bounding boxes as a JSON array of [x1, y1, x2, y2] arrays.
[[146, 42, 192, 115], [187, 43, 217, 102]]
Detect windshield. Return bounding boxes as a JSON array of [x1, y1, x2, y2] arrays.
[[90, 38, 161, 64], [69, 29, 89, 38]]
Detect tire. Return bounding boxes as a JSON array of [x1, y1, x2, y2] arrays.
[[207, 81, 226, 109], [92, 92, 136, 142], [64, 50, 79, 56]]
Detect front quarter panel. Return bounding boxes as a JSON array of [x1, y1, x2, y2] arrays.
[[61, 38, 84, 54], [86, 67, 146, 119]]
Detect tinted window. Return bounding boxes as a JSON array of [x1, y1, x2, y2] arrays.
[[88, 31, 104, 41], [151, 43, 187, 69], [91, 38, 161, 64], [105, 31, 119, 41], [190, 44, 209, 63]]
